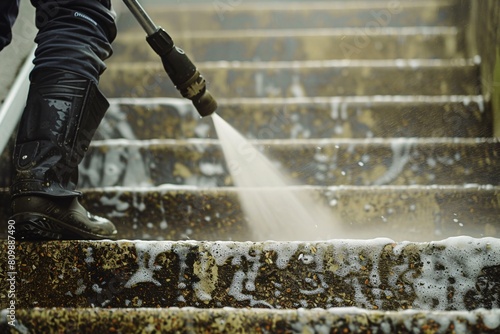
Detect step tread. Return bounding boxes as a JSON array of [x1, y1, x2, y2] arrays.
[[3, 307, 500, 333], [79, 137, 499, 187], [100, 60, 480, 98], [107, 58, 478, 69], [110, 28, 463, 62], [1, 237, 499, 310], [2, 185, 498, 241], [3, 138, 497, 188], [116, 0, 461, 33], [138, 0, 458, 11], [89, 136, 499, 146], [95, 95, 489, 140], [118, 26, 462, 38]]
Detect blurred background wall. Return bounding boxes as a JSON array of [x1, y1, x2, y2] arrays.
[[465, 0, 500, 137]]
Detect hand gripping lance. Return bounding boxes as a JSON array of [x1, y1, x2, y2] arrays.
[[122, 0, 217, 117]]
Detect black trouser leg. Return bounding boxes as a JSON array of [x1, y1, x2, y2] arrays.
[[13, 0, 117, 196], [30, 0, 117, 82]]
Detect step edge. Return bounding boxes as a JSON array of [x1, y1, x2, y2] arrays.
[[1, 184, 499, 195], [63, 184, 500, 194], [1, 234, 499, 246], [5, 306, 500, 316], [87, 136, 499, 148], [107, 58, 479, 70], [108, 95, 485, 106], [116, 26, 461, 39], [133, 0, 458, 12]]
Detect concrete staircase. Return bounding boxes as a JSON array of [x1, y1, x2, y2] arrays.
[[1, 0, 500, 332]]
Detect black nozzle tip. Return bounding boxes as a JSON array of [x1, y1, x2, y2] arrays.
[[193, 90, 218, 117]]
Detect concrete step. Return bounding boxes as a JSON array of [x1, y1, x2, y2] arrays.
[[1, 238, 499, 310], [95, 96, 490, 140], [99, 59, 480, 99], [116, 1, 461, 33], [1, 185, 498, 241], [2, 138, 496, 188], [2, 308, 500, 333], [110, 27, 463, 62], [75, 137, 498, 188]]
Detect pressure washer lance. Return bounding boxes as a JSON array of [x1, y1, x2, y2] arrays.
[[122, 0, 217, 117]]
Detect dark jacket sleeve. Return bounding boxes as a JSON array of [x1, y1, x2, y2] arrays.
[[0, 0, 20, 51]]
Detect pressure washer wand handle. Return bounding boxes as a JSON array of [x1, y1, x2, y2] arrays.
[[122, 0, 218, 117]]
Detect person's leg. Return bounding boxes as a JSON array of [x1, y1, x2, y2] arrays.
[[0, 0, 20, 51], [30, 0, 117, 82], [10, 0, 118, 240]]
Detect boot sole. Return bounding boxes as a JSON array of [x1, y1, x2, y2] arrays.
[[11, 212, 116, 241]]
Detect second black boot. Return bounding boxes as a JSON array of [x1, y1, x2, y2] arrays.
[[10, 69, 117, 240]]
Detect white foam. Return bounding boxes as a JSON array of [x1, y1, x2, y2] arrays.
[[124, 241, 173, 288], [482, 309, 500, 328], [373, 138, 414, 185], [412, 237, 500, 310], [84, 247, 94, 264], [92, 284, 102, 294], [117, 237, 500, 311], [99, 192, 129, 217], [264, 242, 300, 269], [200, 161, 225, 176], [74, 278, 86, 296]]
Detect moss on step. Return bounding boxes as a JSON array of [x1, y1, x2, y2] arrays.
[[100, 63, 480, 99], [1, 238, 499, 311], [96, 98, 489, 140], [1, 185, 499, 241], [111, 32, 462, 63], [74, 139, 500, 188], [2, 307, 500, 334]]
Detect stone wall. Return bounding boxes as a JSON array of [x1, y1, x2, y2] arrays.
[[466, 0, 500, 137]]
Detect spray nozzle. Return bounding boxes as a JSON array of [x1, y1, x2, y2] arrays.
[[123, 0, 217, 117]]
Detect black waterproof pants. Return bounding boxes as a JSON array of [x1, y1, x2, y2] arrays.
[[5, 1, 117, 199], [0, 0, 116, 83]]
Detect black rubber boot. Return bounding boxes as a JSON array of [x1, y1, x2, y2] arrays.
[[12, 196, 116, 240], [10, 69, 117, 240]]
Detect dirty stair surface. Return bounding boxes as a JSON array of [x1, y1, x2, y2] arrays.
[[1, 238, 500, 332], [1, 0, 499, 332]]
